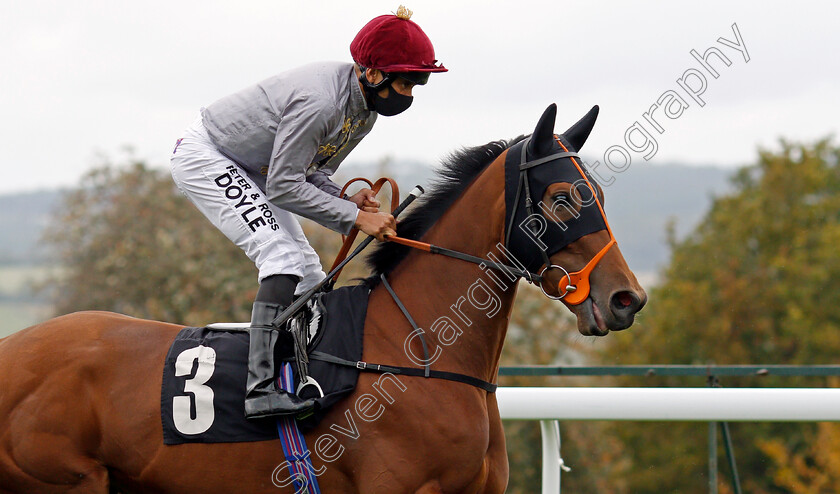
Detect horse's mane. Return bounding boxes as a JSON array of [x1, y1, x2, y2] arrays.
[[365, 135, 527, 279]]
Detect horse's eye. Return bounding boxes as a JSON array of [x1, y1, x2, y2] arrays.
[[551, 193, 569, 204]]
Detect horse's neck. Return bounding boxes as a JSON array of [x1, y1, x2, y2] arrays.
[[379, 155, 516, 382]]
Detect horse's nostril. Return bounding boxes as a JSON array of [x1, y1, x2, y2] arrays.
[[611, 291, 639, 314], [617, 292, 633, 308]]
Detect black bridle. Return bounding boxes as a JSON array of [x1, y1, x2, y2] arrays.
[[504, 136, 586, 297], [388, 133, 613, 302]]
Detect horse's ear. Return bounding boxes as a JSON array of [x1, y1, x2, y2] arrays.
[[528, 103, 557, 157], [563, 105, 599, 151]]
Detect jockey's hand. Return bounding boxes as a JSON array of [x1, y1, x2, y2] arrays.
[[348, 188, 380, 213], [355, 211, 396, 242]]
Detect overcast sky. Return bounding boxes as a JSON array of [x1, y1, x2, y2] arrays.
[[2, 0, 838, 194]]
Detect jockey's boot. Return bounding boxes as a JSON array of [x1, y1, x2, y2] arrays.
[[244, 300, 315, 419]]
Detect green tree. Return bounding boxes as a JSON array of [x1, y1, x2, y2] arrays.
[[42, 157, 257, 325], [758, 412, 840, 493], [597, 138, 840, 493]]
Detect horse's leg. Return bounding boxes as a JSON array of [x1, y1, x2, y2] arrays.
[[0, 333, 111, 493], [0, 457, 109, 494], [481, 395, 509, 494], [66, 465, 110, 494], [0, 412, 111, 493], [408, 397, 508, 494]]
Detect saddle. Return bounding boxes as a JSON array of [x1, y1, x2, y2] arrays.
[[161, 283, 370, 444]]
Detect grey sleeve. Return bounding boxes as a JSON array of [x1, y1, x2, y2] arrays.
[[306, 170, 343, 197], [265, 95, 359, 234]]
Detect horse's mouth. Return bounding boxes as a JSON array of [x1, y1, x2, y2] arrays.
[[573, 298, 610, 336]]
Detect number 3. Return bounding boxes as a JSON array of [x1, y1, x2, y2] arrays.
[[173, 345, 216, 435]]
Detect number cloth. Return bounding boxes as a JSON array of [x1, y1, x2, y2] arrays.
[[161, 283, 370, 444], [161, 328, 277, 444]]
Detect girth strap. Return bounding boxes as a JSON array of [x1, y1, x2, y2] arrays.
[[308, 352, 498, 393]]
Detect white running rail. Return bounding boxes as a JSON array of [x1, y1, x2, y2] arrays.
[[497, 387, 840, 494]]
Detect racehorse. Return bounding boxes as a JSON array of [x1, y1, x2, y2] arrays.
[[0, 104, 645, 493]]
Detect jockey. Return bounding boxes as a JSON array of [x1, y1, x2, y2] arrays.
[[169, 6, 446, 419]]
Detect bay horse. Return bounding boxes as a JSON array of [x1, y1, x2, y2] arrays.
[[0, 104, 645, 493]]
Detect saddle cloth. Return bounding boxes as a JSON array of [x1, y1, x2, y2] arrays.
[[161, 283, 370, 445]]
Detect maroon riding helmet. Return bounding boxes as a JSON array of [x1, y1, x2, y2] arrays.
[[350, 7, 447, 86]]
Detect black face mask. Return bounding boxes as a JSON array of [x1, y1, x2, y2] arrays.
[[359, 72, 413, 116], [504, 135, 607, 273]]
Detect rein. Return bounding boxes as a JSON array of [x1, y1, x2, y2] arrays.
[[327, 176, 401, 283], [383, 235, 542, 283]]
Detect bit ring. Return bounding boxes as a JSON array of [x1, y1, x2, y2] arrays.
[[537, 264, 575, 300]]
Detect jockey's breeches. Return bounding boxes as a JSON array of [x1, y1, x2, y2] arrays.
[[169, 114, 326, 294]]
